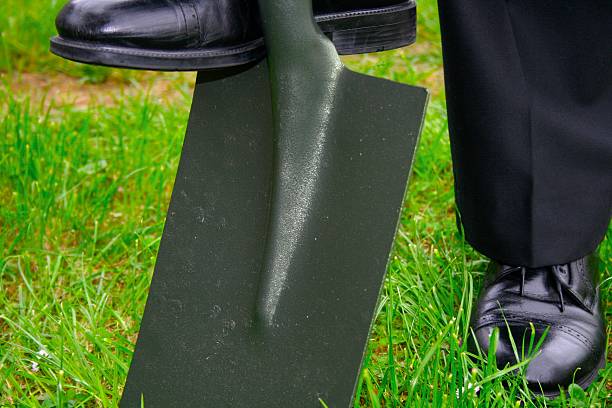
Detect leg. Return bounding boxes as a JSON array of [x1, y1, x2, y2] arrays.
[[438, 0, 612, 267], [437, 0, 610, 395]]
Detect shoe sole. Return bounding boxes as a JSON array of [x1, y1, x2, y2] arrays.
[[49, 1, 416, 71]]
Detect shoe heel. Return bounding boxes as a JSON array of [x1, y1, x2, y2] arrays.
[[316, 1, 417, 55]]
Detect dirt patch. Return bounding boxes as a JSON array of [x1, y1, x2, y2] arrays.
[[4, 45, 443, 109], [5, 71, 196, 108]]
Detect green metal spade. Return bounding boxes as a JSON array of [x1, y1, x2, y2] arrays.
[[120, 1, 428, 406]]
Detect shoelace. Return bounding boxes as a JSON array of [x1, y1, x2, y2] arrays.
[[502, 265, 566, 312]]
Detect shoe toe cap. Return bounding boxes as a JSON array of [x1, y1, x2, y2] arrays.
[[56, 0, 113, 40], [474, 323, 604, 396], [524, 332, 603, 395], [55, 0, 184, 46]]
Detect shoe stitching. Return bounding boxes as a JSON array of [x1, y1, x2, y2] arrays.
[[188, 0, 203, 45], [314, 1, 415, 23], [480, 301, 592, 321], [479, 308, 596, 327], [476, 320, 595, 354], [174, 0, 191, 40], [176, 0, 201, 44], [53, 37, 265, 58], [476, 314, 596, 352]]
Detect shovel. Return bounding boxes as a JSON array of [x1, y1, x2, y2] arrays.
[[120, 1, 428, 406]]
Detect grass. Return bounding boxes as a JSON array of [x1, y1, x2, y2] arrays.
[[0, 0, 610, 406]]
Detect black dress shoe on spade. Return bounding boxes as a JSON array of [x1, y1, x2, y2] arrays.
[[50, 0, 416, 71], [471, 254, 606, 397]]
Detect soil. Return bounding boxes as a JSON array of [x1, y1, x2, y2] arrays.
[[4, 71, 197, 108]]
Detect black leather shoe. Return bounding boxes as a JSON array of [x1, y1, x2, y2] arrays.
[[50, 0, 416, 71], [471, 255, 606, 397]]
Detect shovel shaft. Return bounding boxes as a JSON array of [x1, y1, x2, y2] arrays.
[[255, 0, 346, 327], [258, 1, 317, 41]]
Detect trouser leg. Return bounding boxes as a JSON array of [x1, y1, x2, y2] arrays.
[[437, 0, 612, 267]]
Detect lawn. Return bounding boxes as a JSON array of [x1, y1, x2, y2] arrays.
[[0, 0, 610, 406]]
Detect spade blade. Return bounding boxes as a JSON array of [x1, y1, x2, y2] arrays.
[[120, 60, 428, 407]]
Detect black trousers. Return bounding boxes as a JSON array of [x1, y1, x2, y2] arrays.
[[437, 0, 612, 267]]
